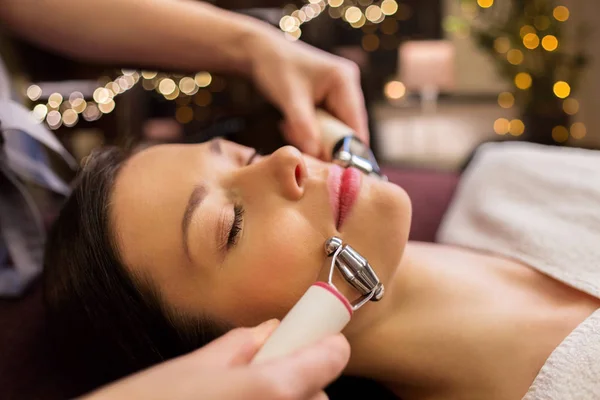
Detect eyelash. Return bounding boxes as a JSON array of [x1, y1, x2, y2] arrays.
[[227, 149, 261, 249], [227, 204, 244, 249]]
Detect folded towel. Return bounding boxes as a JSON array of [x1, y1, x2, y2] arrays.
[[436, 141, 600, 400]]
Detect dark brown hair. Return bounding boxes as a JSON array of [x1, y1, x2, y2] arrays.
[[43, 146, 229, 388]]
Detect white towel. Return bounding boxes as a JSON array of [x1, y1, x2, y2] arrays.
[[436, 141, 600, 400]]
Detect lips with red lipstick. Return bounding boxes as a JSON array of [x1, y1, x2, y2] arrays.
[[328, 165, 362, 230]]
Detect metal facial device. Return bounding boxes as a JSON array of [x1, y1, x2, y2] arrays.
[[252, 235, 384, 363]]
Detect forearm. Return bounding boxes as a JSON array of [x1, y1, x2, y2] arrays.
[[0, 0, 274, 75]]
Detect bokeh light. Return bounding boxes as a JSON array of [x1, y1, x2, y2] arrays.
[[563, 98, 579, 115], [194, 72, 212, 88], [553, 81, 571, 98], [498, 92, 514, 108], [31, 104, 48, 123], [494, 37, 510, 53], [362, 34, 380, 52], [26, 85, 42, 101], [507, 49, 524, 65], [493, 118, 510, 135], [515, 72, 532, 90], [62, 109, 78, 127], [541, 35, 558, 51], [477, 0, 493, 9], [523, 33, 540, 50], [48, 93, 63, 109], [553, 6, 569, 22], [552, 125, 569, 142], [509, 119, 525, 136], [570, 122, 587, 139], [380, 0, 398, 16], [384, 81, 406, 100]]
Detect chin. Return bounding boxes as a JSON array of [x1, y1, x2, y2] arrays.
[[339, 178, 411, 291]]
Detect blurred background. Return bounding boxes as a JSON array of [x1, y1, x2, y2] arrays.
[[3, 0, 599, 174]]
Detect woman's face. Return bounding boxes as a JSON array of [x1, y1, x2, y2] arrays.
[[111, 140, 411, 328]]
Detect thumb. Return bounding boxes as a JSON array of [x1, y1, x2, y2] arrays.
[[257, 334, 350, 399], [186, 319, 280, 368], [281, 94, 321, 157]]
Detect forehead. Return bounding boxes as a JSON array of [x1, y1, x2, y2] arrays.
[[110, 144, 209, 272]]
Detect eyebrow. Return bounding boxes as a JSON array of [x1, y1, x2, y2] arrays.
[[182, 185, 208, 260], [180, 139, 224, 260]]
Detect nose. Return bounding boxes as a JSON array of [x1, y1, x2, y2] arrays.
[[268, 146, 306, 200]]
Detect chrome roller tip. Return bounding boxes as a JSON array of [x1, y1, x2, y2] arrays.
[[324, 236, 343, 256]]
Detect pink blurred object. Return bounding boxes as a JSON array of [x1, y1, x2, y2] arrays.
[[399, 40, 456, 93]]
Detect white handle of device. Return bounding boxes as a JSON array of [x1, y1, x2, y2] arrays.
[[252, 282, 353, 363], [315, 109, 355, 157]]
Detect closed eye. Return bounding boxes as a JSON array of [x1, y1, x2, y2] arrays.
[[227, 204, 244, 249]]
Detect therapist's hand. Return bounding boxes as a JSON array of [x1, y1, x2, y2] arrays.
[[248, 31, 369, 158], [82, 319, 350, 400]]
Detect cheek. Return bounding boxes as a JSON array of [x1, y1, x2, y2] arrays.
[[341, 181, 412, 286], [216, 212, 326, 326]]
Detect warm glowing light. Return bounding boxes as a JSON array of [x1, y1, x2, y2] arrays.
[[380, 0, 398, 16], [62, 109, 78, 127], [27, 85, 42, 101], [571, 122, 587, 139], [98, 99, 116, 114], [46, 110, 62, 127], [365, 5, 383, 22], [194, 72, 212, 88], [493, 118, 510, 135], [93, 88, 111, 104], [553, 81, 571, 98], [523, 33, 540, 50], [477, 0, 493, 8], [121, 69, 136, 76], [498, 92, 514, 108], [345, 7, 362, 23], [279, 16, 299, 32], [552, 126, 569, 142], [48, 93, 63, 109], [507, 49, 524, 65], [68, 91, 84, 106], [520, 25, 536, 38], [176, 106, 194, 124], [494, 37, 510, 53], [122, 75, 135, 89], [164, 87, 180, 100], [553, 6, 569, 22], [285, 28, 302, 41], [350, 14, 366, 28], [384, 81, 406, 100], [82, 103, 101, 121], [31, 104, 48, 123], [509, 119, 525, 136], [362, 34, 380, 52], [194, 90, 212, 107], [328, 0, 343, 7], [563, 98, 579, 115], [179, 77, 198, 95], [534, 16, 551, 31], [72, 99, 87, 114], [158, 78, 177, 95], [141, 71, 158, 79], [515, 72, 532, 90], [542, 35, 558, 51], [106, 82, 122, 95]]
